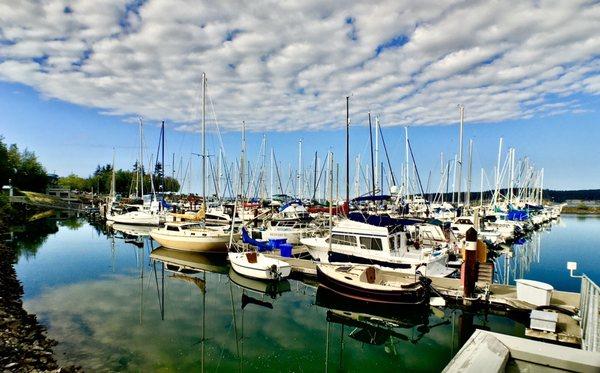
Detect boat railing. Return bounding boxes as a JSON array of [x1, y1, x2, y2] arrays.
[[580, 274, 600, 352]]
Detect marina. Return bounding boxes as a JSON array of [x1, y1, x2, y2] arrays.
[[2, 214, 598, 371], [1, 1, 600, 371]]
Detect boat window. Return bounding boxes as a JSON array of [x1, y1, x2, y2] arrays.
[[330, 234, 357, 246], [389, 236, 396, 250], [359, 237, 383, 251], [166, 226, 179, 232]]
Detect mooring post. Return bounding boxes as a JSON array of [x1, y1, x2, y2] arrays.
[[461, 227, 478, 305]]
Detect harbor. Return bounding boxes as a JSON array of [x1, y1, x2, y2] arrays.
[[1, 1, 600, 371], [0, 211, 598, 371]]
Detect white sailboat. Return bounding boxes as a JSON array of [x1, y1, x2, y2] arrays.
[[150, 73, 235, 252]]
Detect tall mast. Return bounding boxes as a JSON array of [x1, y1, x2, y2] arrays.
[[313, 151, 318, 200], [375, 115, 379, 194], [270, 147, 274, 200], [404, 127, 409, 199], [139, 117, 144, 198], [240, 120, 246, 198], [110, 148, 116, 199], [297, 139, 302, 199], [466, 139, 473, 206], [509, 148, 515, 205], [201, 72, 207, 204], [345, 96, 350, 205], [494, 137, 503, 206], [368, 112, 375, 196], [456, 104, 464, 205], [161, 120, 165, 201], [480, 168, 484, 207]]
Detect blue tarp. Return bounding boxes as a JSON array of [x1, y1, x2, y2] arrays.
[[279, 199, 303, 212], [507, 210, 528, 221], [161, 199, 172, 209]]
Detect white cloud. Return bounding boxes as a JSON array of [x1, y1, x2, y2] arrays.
[[0, 0, 598, 132]]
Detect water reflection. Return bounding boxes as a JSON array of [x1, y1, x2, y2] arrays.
[[14, 216, 600, 371]]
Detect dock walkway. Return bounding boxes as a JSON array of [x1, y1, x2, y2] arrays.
[[265, 253, 583, 347]]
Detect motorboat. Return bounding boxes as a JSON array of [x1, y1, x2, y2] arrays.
[[149, 222, 235, 253], [301, 219, 454, 277], [228, 251, 291, 280], [316, 263, 430, 305]]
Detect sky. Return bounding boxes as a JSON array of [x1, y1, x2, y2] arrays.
[[0, 0, 599, 194]]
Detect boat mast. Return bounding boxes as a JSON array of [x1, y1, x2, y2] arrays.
[[494, 137, 503, 207], [240, 120, 246, 199], [345, 96, 350, 206], [161, 120, 165, 202], [368, 112, 375, 196], [297, 139, 302, 199], [201, 72, 206, 207], [375, 115, 379, 194], [404, 127, 409, 200], [139, 117, 144, 198], [456, 104, 464, 206], [466, 139, 473, 207]]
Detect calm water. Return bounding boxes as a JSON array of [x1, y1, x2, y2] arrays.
[[10, 215, 600, 372]]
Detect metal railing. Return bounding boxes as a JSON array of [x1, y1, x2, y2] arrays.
[[580, 275, 600, 352]]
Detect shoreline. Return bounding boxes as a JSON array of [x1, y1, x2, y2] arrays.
[[0, 241, 80, 372], [560, 207, 600, 215]]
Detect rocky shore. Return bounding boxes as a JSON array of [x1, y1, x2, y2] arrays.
[[0, 242, 80, 372]]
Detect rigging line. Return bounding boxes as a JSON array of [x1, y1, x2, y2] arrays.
[[377, 120, 397, 186], [312, 154, 329, 201], [407, 139, 425, 197]]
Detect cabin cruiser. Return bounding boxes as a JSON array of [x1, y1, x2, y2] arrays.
[[300, 219, 454, 278], [451, 216, 503, 244], [149, 222, 237, 253], [251, 200, 322, 244]]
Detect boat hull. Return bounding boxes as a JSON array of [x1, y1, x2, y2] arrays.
[[228, 252, 291, 280], [150, 232, 232, 253], [316, 265, 428, 305]]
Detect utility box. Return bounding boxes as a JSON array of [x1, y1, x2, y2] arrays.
[[516, 279, 553, 306], [530, 310, 558, 333]]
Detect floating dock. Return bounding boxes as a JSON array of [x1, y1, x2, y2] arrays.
[[264, 253, 583, 347]]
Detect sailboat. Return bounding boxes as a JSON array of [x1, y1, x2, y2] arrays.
[[150, 73, 237, 252], [107, 118, 163, 226]]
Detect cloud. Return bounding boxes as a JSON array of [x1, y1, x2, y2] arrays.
[[0, 0, 598, 132]]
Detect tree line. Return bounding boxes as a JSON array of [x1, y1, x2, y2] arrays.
[[0, 136, 49, 192], [58, 162, 180, 195]]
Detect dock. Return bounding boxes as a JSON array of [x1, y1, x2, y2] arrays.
[[264, 253, 583, 347]]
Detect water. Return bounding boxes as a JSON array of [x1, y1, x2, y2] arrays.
[[10, 215, 600, 372]]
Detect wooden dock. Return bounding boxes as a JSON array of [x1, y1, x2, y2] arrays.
[[264, 253, 583, 347]]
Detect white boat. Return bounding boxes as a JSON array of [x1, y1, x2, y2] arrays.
[[228, 251, 291, 280], [301, 219, 454, 278], [149, 222, 235, 253], [109, 207, 162, 226]]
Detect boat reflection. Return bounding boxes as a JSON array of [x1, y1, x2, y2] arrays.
[[228, 268, 291, 300], [149, 246, 229, 275]]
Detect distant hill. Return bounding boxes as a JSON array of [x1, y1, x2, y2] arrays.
[[421, 189, 600, 203], [543, 189, 600, 202]]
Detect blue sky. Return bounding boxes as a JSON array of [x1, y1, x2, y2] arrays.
[[1, 80, 599, 192], [0, 1, 599, 193]]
